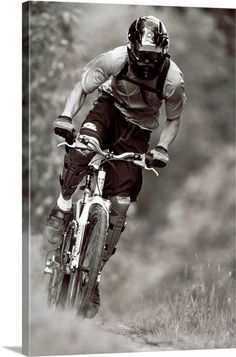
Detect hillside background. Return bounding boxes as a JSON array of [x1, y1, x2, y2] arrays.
[[22, 2, 235, 355]]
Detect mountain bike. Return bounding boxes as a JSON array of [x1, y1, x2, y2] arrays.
[[44, 135, 159, 318]]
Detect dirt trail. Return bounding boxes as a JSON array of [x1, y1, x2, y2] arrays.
[[28, 234, 167, 355], [99, 321, 175, 352], [30, 293, 165, 355]]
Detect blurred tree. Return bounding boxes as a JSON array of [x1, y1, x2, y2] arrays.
[[25, 2, 85, 231], [203, 8, 235, 55]]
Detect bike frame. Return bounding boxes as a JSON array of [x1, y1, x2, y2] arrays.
[[58, 136, 159, 272]]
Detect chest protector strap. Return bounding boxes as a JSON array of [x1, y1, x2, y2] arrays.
[[116, 55, 171, 101]]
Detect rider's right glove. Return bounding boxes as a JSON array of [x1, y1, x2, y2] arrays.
[[147, 145, 169, 168], [53, 115, 76, 144]]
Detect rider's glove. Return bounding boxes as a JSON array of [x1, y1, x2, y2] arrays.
[[53, 115, 76, 144], [148, 145, 169, 168]]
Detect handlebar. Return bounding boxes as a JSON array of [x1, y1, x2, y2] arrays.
[[58, 135, 159, 177]]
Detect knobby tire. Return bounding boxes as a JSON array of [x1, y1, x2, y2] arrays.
[[75, 203, 108, 318]]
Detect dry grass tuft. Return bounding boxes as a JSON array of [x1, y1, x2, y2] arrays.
[[123, 261, 235, 350]]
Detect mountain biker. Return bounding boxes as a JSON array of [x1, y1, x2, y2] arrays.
[[44, 15, 186, 316]]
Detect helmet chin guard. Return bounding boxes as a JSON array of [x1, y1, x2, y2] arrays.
[[127, 47, 166, 80]]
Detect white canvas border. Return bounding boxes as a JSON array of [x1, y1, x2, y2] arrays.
[[0, 0, 235, 356]]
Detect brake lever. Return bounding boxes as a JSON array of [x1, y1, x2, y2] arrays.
[[133, 154, 159, 176], [57, 138, 105, 158], [133, 154, 146, 168], [58, 142, 75, 148], [57, 141, 89, 150], [146, 167, 159, 177]]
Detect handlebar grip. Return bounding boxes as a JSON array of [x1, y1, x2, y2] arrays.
[[145, 153, 155, 168]]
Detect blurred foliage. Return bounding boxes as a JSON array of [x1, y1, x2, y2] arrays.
[[23, 1, 235, 324]]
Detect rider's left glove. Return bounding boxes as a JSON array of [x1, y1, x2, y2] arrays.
[[149, 145, 169, 168], [53, 115, 76, 144]]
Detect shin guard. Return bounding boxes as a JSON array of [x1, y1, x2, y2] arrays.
[[101, 196, 130, 269]]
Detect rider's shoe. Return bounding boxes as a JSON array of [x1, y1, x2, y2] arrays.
[[86, 282, 101, 319], [44, 203, 71, 245]]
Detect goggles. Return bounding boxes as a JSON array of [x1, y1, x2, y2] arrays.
[[133, 49, 163, 63]]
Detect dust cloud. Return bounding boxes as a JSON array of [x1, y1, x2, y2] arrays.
[[28, 234, 152, 356]]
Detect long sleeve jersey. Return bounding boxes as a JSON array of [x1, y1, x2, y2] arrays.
[[81, 46, 186, 130]]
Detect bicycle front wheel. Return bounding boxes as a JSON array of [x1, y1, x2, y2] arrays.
[[76, 203, 108, 318]]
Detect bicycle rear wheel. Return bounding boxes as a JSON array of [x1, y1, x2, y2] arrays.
[[76, 203, 108, 318]]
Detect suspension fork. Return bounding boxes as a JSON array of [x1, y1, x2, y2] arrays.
[[69, 167, 110, 270], [70, 196, 110, 270]]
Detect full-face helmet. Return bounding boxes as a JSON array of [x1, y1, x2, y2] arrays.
[[127, 16, 169, 80]]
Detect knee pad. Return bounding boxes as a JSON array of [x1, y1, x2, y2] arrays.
[[101, 196, 130, 266], [60, 149, 94, 199], [110, 195, 131, 216]]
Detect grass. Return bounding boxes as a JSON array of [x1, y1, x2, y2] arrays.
[[122, 260, 235, 350]]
